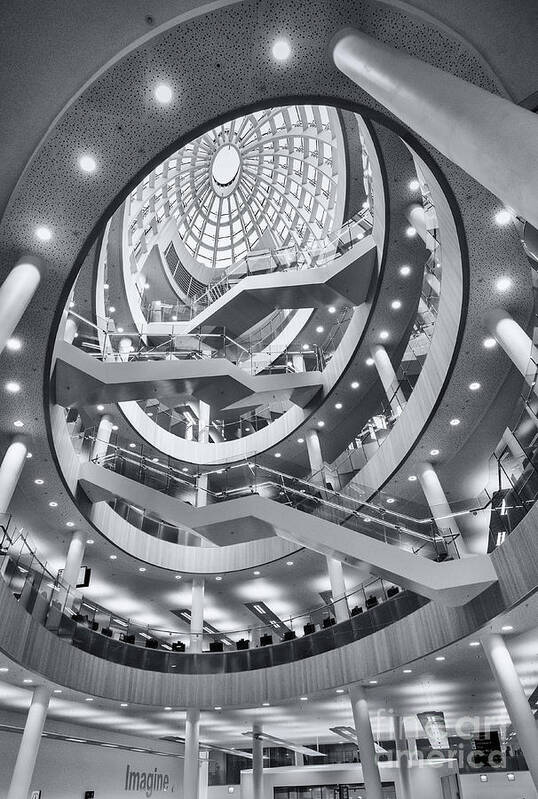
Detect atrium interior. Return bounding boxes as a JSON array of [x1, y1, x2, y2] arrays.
[[0, 2, 538, 799]]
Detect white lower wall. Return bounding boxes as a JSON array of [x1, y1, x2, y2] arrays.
[[0, 726, 184, 799]]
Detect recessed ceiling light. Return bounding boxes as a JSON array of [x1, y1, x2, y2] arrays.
[[494, 209, 512, 226], [6, 381, 21, 393], [253, 571, 260, 576], [215, 576, 222, 581], [408, 475, 417, 482], [366, 357, 374, 366], [501, 625, 513, 632], [469, 382, 481, 391], [144, 282, 150, 290], [109, 554, 117, 560], [379, 330, 389, 341], [152, 457, 159, 463], [85, 697, 93, 702], [316, 325, 324, 333], [23, 678, 33, 684], [112, 424, 118, 431], [449, 418, 460, 426], [175, 575, 182, 580], [35, 226, 52, 241], [272, 39, 291, 60], [13, 420, 24, 428], [351, 381, 359, 389], [6, 337, 22, 351], [53, 689, 62, 693], [164, 706, 172, 711], [317, 420, 325, 427], [399, 265, 411, 277], [26, 452, 32, 459], [299, 696, 308, 701], [0, 667, 9, 673], [48, 501, 58, 508], [405, 225, 417, 237], [297, 437, 304, 443], [386, 497, 395, 504], [335, 402, 343, 410], [214, 706, 222, 711], [108, 306, 116, 314], [138, 567, 146, 572], [103, 282, 109, 290], [86, 539, 94, 545], [286, 561, 294, 566], [483, 337, 497, 349], [495, 276, 512, 292], [408, 179, 420, 191], [391, 300, 402, 310], [182, 467, 189, 473], [362, 200, 369, 209], [469, 641, 480, 647], [336, 688, 345, 694], [430, 449, 440, 456], [155, 83, 173, 104], [120, 703, 128, 707], [435, 656, 446, 662], [302, 343, 309, 350], [129, 443, 136, 448], [274, 452, 281, 458], [96, 404, 104, 412], [403, 669, 413, 674], [117, 327, 124, 333], [262, 702, 270, 707], [328, 306, 336, 314], [34, 479, 44, 485], [369, 680, 378, 685], [79, 155, 97, 173]]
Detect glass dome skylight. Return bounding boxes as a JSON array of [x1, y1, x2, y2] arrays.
[[127, 104, 347, 268]]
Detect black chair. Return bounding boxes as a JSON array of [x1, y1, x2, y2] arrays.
[[351, 605, 363, 616], [171, 641, 186, 652], [101, 627, 113, 637], [387, 586, 400, 598], [323, 616, 336, 628], [260, 634, 273, 646], [123, 633, 136, 644], [89, 621, 99, 632], [209, 640, 224, 652], [283, 630, 296, 641], [303, 622, 316, 636], [236, 638, 250, 650], [145, 638, 159, 649], [366, 595, 379, 609]]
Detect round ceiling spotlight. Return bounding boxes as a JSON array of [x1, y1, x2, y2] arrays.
[[483, 337, 497, 349], [408, 179, 420, 191], [155, 83, 173, 104], [399, 265, 411, 277], [494, 208, 512, 226], [272, 39, 291, 60], [35, 226, 52, 242], [495, 276, 512, 292], [79, 155, 97, 173]]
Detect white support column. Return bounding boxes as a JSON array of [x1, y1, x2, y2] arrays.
[[370, 344, 406, 416], [7, 684, 51, 799], [327, 556, 349, 623], [118, 337, 132, 362], [393, 715, 412, 799], [62, 530, 86, 589], [197, 401, 210, 508], [481, 634, 538, 790], [64, 317, 79, 345], [406, 204, 434, 252], [0, 256, 42, 356], [348, 685, 384, 799], [190, 576, 205, 653], [294, 751, 305, 767], [485, 308, 536, 391], [199, 750, 209, 799], [417, 461, 468, 556], [292, 353, 305, 373], [0, 439, 28, 515], [332, 29, 538, 230], [306, 429, 325, 485], [252, 722, 264, 799], [183, 708, 201, 799], [91, 414, 114, 463]]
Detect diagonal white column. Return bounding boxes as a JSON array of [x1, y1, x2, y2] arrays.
[[348, 685, 383, 799], [481, 634, 538, 790], [7, 685, 51, 799], [0, 256, 42, 356], [333, 29, 538, 230], [417, 461, 468, 557], [0, 438, 28, 515]]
